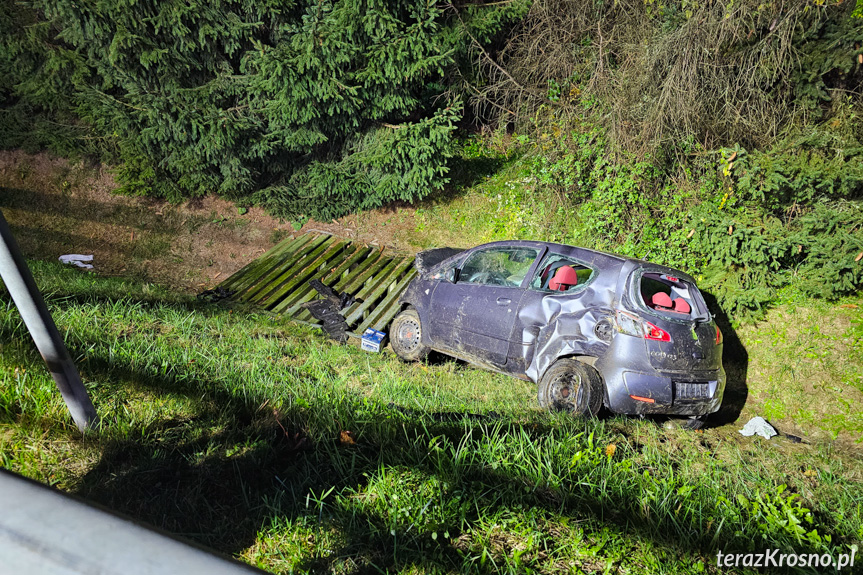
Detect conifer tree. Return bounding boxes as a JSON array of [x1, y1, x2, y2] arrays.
[[5, 0, 511, 219]]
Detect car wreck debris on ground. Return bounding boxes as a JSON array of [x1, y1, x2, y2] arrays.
[[739, 416, 778, 439], [301, 279, 361, 343]]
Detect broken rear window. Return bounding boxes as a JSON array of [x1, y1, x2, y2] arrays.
[[639, 272, 699, 317]]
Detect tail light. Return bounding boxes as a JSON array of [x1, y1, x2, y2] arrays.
[[715, 326, 723, 345], [615, 311, 671, 342], [644, 321, 671, 342]]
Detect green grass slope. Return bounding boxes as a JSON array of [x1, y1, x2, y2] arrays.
[[1, 262, 861, 574]]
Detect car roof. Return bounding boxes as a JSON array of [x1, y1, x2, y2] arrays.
[[468, 240, 624, 263], [465, 240, 697, 282]]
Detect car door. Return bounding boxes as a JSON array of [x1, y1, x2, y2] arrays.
[[429, 246, 539, 367], [511, 251, 602, 373]]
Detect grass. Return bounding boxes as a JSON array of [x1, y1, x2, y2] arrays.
[[1, 262, 862, 574], [736, 292, 863, 441]]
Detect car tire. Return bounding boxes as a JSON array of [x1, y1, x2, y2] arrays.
[[390, 308, 431, 362], [537, 358, 603, 416]]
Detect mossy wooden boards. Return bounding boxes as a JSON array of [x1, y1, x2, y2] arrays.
[[218, 233, 416, 337]]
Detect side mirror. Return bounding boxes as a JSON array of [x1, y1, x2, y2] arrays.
[[446, 268, 460, 283]]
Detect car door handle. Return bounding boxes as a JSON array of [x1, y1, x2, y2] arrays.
[[496, 297, 511, 305]]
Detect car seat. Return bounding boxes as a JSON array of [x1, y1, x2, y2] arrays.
[[549, 266, 578, 291], [651, 292, 673, 311], [673, 298, 691, 314]]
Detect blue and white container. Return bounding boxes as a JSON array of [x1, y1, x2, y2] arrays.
[[361, 328, 386, 353]]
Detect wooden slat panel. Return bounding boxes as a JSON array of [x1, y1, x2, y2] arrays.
[[342, 258, 412, 328], [219, 232, 419, 338], [237, 234, 333, 302], [333, 258, 400, 326], [369, 269, 418, 331], [220, 234, 313, 293], [359, 265, 418, 333], [276, 245, 375, 315], [270, 243, 363, 314], [292, 246, 383, 322], [256, 240, 350, 309], [231, 233, 326, 300], [337, 254, 392, 296]]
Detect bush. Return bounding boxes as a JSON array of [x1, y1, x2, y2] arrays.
[[693, 114, 863, 318], [477, 101, 863, 320]]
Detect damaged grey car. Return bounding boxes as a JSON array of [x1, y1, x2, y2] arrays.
[[391, 241, 725, 427]]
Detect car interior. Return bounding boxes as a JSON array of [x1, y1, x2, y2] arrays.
[[531, 254, 594, 292], [459, 247, 539, 287], [640, 273, 694, 316]]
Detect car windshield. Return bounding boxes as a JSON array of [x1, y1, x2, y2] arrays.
[[459, 247, 539, 287], [530, 253, 594, 292]]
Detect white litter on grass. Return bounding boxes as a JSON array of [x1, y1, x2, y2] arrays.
[[59, 254, 94, 269], [739, 416, 777, 439]]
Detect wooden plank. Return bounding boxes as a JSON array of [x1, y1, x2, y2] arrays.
[[292, 247, 385, 322], [255, 238, 350, 307], [217, 231, 421, 339], [331, 258, 401, 325], [359, 265, 418, 333], [342, 258, 412, 328], [256, 239, 349, 309], [275, 245, 375, 315], [230, 233, 324, 299], [236, 234, 332, 302], [336, 253, 390, 295], [269, 243, 363, 314], [218, 234, 308, 292], [366, 268, 417, 334]]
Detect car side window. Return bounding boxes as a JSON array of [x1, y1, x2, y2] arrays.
[[459, 247, 539, 287], [530, 253, 594, 292], [430, 261, 460, 283]]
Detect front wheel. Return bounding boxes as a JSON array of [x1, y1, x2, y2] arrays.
[[390, 308, 431, 362], [537, 358, 603, 416]]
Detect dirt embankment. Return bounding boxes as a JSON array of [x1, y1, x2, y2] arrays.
[[0, 151, 420, 292]]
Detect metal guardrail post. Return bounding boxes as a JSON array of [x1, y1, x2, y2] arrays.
[[0, 209, 98, 432]]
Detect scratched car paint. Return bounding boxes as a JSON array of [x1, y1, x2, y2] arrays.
[[391, 241, 725, 423]]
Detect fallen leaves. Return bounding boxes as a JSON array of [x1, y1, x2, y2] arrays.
[[339, 430, 357, 446]]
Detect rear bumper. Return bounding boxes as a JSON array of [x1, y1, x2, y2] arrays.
[[595, 334, 726, 416]]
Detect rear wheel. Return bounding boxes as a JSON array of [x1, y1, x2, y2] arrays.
[[390, 308, 431, 362], [537, 358, 603, 416]]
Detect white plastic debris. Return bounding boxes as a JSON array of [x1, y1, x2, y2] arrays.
[[59, 254, 94, 269], [739, 416, 777, 439]]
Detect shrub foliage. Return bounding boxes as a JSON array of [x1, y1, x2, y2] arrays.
[[461, 0, 863, 318], [1, 0, 526, 219]]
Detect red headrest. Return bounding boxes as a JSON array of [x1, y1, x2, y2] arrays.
[[652, 292, 673, 309], [549, 266, 578, 291], [673, 298, 691, 314]]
